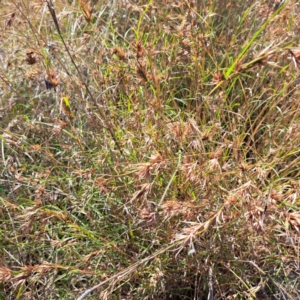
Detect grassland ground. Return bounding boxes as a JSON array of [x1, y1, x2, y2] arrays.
[[0, 0, 300, 299]]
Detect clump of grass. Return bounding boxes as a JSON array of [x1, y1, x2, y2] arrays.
[[1, 0, 300, 299]]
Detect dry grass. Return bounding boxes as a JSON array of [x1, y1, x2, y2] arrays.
[[1, 0, 300, 299]]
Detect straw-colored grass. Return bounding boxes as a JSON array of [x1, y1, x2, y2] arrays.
[[1, 0, 300, 299]]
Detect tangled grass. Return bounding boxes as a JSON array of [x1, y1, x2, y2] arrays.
[[1, 0, 300, 299]]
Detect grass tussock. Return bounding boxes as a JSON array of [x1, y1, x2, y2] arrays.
[[1, 0, 300, 299]]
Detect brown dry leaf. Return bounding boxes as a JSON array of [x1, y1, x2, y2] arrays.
[[136, 41, 146, 59], [0, 267, 12, 282], [245, 205, 265, 231], [6, 12, 16, 28], [25, 50, 37, 65], [139, 207, 156, 223], [30, 144, 43, 151], [212, 72, 223, 83], [270, 190, 283, 201], [167, 121, 182, 139], [45, 69, 59, 90], [52, 120, 68, 136], [208, 158, 221, 172], [224, 195, 238, 207], [132, 152, 166, 180], [112, 47, 126, 61], [161, 200, 183, 217], [133, 162, 151, 180], [209, 148, 223, 159], [173, 222, 202, 248], [149, 152, 163, 164], [137, 61, 148, 83], [180, 162, 200, 183], [287, 211, 300, 231], [80, 0, 93, 23], [95, 177, 109, 194], [130, 183, 153, 203]]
